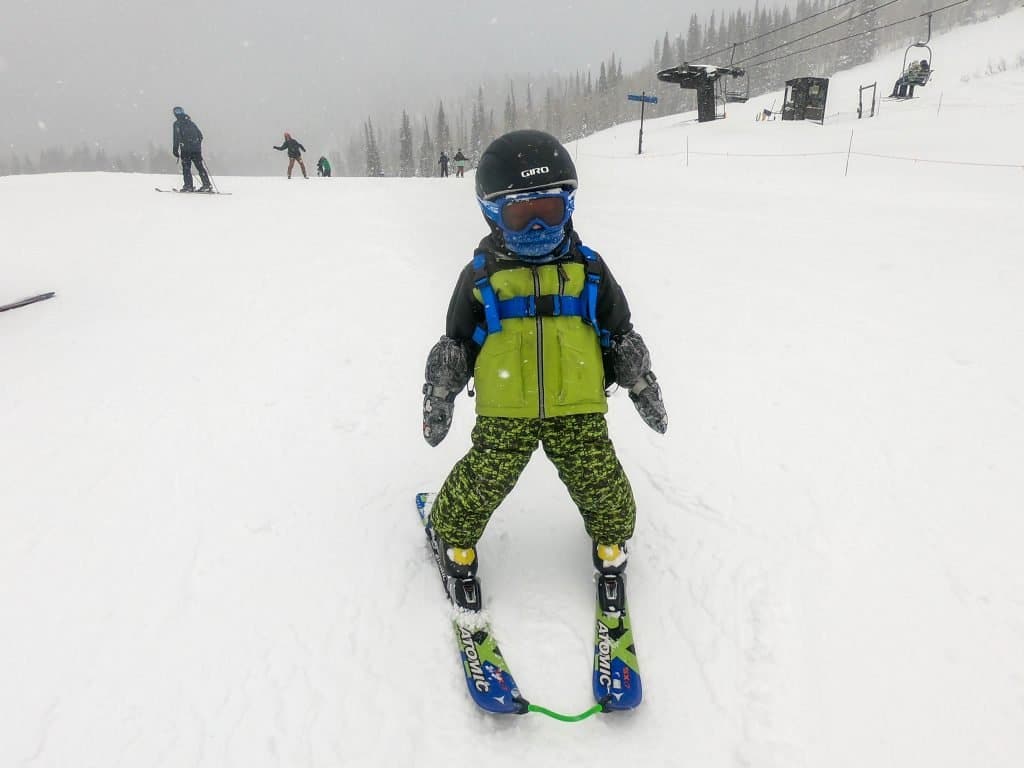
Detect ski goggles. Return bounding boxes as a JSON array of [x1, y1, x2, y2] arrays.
[[481, 189, 575, 233]]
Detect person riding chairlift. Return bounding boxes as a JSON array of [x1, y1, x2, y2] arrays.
[[891, 59, 930, 98]]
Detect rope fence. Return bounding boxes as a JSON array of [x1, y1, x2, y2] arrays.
[[577, 146, 1023, 168], [576, 122, 1024, 172]]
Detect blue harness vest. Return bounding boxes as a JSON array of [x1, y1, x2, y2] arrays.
[[470, 245, 611, 349]]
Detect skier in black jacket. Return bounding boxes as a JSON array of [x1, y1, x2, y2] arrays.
[[171, 106, 212, 192], [273, 132, 308, 178]]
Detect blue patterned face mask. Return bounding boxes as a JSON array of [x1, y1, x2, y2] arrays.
[[479, 189, 575, 262], [502, 225, 570, 260]]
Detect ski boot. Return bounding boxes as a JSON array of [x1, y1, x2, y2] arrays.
[[197, 184, 213, 193], [593, 542, 628, 614], [427, 527, 482, 611]]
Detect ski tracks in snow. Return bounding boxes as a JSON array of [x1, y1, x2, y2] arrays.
[[639, 461, 813, 767]]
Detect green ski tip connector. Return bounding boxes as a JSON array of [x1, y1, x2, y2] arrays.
[[526, 702, 606, 722]]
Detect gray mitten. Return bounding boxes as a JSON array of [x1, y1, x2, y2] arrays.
[[628, 373, 668, 434], [422, 336, 470, 446], [612, 330, 668, 434]]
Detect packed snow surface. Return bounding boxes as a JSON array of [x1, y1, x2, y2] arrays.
[[3, 10, 1024, 768]]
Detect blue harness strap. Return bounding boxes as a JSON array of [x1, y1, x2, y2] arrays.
[[472, 251, 502, 343], [472, 245, 611, 348], [579, 245, 612, 348], [496, 294, 585, 319]]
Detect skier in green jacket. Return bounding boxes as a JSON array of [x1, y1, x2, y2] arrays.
[[421, 129, 668, 607]]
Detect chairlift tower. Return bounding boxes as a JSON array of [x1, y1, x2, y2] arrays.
[[656, 63, 746, 123]]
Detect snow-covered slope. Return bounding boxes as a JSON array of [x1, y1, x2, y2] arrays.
[[2, 10, 1023, 768]]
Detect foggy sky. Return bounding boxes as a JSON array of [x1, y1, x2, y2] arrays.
[[1, 0, 761, 158]]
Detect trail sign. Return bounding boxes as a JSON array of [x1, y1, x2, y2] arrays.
[[626, 91, 658, 154]]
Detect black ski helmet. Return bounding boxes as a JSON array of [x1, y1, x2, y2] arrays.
[[172, 106, 185, 117], [475, 130, 578, 201]]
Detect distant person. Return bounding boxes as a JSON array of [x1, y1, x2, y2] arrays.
[[453, 149, 467, 178], [316, 156, 332, 177], [274, 132, 308, 178], [438, 151, 449, 178], [171, 106, 212, 192]]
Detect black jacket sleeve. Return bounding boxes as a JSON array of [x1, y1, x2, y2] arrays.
[[172, 123, 181, 154], [444, 261, 484, 368], [444, 262, 482, 339], [297, 142, 306, 153], [273, 144, 285, 151], [594, 256, 633, 339]]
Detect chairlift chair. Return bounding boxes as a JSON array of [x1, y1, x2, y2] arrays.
[[893, 13, 935, 97], [724, 43, 750, 103]]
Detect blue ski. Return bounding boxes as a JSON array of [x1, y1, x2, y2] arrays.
[[416, 492, 529, 715]]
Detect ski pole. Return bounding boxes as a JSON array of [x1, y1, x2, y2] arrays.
[[204, 160, 220, 194]]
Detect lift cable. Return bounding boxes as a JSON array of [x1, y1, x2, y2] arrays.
[[740, 0, 971, 70]]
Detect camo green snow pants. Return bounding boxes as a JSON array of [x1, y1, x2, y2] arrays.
[[430, 413, 636, 548]]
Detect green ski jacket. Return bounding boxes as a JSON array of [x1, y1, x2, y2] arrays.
[[445, 234, 633, 419]]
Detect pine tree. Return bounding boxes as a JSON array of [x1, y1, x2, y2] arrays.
[[364, 119, 383, 177], [456, 105, 468, 153], [706, 12, 717, 55], [418, 118, 434, 177], [470, 86, 485, 159], [398, 110, 414, 177], [660, 31, 674, 69], [435, 101, 451, 158], [330, 151, 345, 177], [674, 35, 686, 67], [687, 14, 702, 61], [504, 82, 517, 131]]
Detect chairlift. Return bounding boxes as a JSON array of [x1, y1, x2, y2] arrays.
[[724, 43, 750, 103], [891, 13, 935, 98]]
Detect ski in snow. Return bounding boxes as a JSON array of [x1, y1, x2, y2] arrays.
[[416, 491, 642, 715], [593, 571, 643, 709], [416, 492, 529, 715], [154, 187, 232, 195]]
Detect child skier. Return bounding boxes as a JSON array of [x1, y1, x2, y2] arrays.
[[421, 129, 668, 610]]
